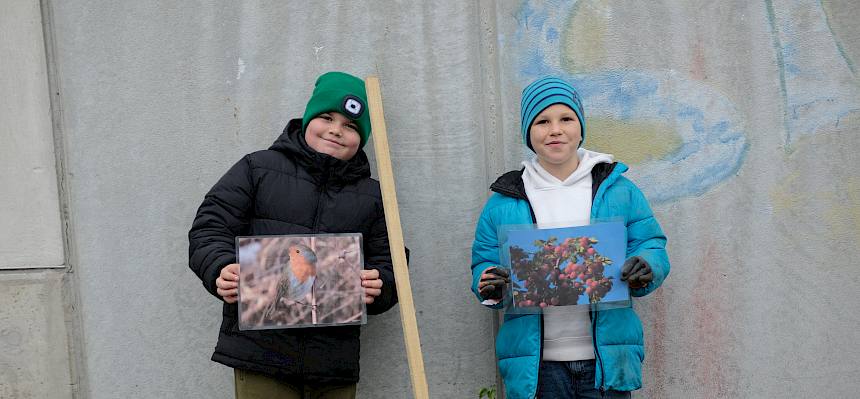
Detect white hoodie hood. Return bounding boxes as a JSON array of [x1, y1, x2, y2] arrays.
[[522, 148, 614, 228]]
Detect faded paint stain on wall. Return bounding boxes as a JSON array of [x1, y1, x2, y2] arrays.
[[585, 118, 682, 166], [688, 242, 739, 397], [821, 0, 859, 77], [770, 114, 860, 255], [515, 0, 749, 204], [766, 0, 860, 148], [640, 289, 669, 397], [560, 0, 607, 73], [509, 1, 860, 396]]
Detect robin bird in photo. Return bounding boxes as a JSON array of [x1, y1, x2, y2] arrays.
[[263, 244, 318, 321]]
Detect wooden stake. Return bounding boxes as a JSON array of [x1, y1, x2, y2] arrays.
[[364, 76, 429, 399]]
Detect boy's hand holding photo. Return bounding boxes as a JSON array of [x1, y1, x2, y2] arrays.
[[621, 256, 652, 289], [216, 263, 240, 303], [478, 267, 510, 301], [361, 269, 383, 304]]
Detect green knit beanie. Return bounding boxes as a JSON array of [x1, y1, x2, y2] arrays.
[[301, 72, 372, 148]]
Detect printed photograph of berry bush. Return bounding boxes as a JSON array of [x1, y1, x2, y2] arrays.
[[504, 222, 629, 310]]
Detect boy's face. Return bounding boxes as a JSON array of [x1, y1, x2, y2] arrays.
[[304, 112, 361, 160], [529, 103, 582, 171]]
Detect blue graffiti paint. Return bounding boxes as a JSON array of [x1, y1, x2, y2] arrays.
[[764, 0, 793, 148], [513, 0, 749, 204], [781, 43, 802, 77], [582, 74, 659, 121], [522, 48, 554, 77], [530, 13, 548, 31], [546, 27, 559, 42], [819, 0, 857, 76], [767, 0, 860, 148], [555, 72, 747, 204]]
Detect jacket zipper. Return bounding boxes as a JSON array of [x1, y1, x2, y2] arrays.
[[304, 172, 328, 380], [591, 309, 606, 395], [535, 312, 544, 399], [311, 173, 329, 232], [520, 198, 543, 399], [589, 165, 615, 396]]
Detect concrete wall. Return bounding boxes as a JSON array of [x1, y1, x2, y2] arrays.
[[1, 1, 73, 398], [3, 0, 859, 397], [1, 0, 64, 268]]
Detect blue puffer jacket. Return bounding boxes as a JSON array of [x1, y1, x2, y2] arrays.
[[470, 162, 669, 399]]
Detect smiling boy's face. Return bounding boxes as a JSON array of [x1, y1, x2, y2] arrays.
[[529, 103, 582, 175], [304, 112, 361, 160]]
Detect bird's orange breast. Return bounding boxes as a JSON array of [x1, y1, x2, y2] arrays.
[[290, 256, 316, 283]]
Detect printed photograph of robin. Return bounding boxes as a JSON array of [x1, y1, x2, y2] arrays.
[[236, 234, 365, 330]]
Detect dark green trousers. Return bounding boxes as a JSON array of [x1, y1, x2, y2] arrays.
[[234, 369, 357, 399]]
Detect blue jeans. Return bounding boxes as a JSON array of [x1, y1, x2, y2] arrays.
[[537, 360, 631, 399]]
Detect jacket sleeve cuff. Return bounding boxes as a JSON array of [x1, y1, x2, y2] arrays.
[[202, 254, 235, 299]]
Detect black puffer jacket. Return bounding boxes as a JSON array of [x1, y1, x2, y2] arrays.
[[188, 119, 398, 385]]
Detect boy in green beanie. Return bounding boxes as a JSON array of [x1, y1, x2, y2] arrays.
[[189, 71, 398, 399]]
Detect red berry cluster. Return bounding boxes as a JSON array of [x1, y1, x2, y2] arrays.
[[511, 236, 614, 308]]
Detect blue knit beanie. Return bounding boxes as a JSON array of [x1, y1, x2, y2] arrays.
[[520, 76, 585, 152]]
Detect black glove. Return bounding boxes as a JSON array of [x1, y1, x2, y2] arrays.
[[479, 267, 510, 301], [621, 256, 653, 289]]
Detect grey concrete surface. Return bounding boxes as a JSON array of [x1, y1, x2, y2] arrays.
[[0, 0, 64, 269], [3, 0, 859, 398], [0, 271, 73, 399], [47, 1, 496, 398]]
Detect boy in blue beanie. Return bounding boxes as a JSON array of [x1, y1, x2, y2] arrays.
[[470, 76, 670, 398], [189, 72, 397, 399]]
